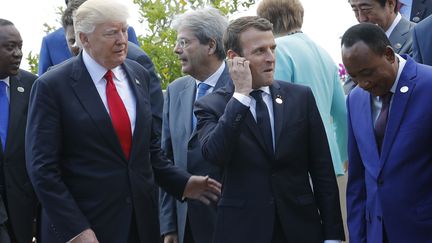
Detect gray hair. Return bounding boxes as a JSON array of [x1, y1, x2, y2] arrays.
[[73, 0, 129, 47], [172, 7, 228, 60]]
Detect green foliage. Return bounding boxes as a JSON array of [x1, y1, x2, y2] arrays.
[[133, 0, 256, 89], [26, 51, 39, 75]]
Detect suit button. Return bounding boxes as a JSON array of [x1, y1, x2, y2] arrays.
[[378, 179, 384, 185], [235, 114, 242, 122], [126, 197, 132, 204]]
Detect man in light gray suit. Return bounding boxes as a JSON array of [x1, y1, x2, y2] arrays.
[[344, 0, 415, 93], [159, 7, 229, 243]]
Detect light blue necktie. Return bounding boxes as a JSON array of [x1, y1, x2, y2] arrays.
[[192, 82, 211, 129], [0, 81, 9, 151]]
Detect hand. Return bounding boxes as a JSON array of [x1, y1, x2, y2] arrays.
[[163, 232, 179, 243], [70, 229, 99, 243], [227, 57, 252, 95], [183, 175, 221, 205]]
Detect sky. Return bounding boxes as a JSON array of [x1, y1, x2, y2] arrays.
[[0, 0, 358, 72]]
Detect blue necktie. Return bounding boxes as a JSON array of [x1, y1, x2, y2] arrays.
[[192, 82, 211, 129], [250, 90, 273, 155], [0, 81, 9, 151]]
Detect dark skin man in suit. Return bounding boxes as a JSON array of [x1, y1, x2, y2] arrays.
[[0, 19, 38, 243]]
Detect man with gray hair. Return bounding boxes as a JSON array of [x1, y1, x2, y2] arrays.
[[159, 7, 228, 243], [25, 0, 221, 243]]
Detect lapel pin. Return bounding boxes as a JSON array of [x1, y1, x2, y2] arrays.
[[135, 79, 140, 85], [17, 87, 25, 93], [400, 86, 409, 93], [394, 43, 402, 49], [275, 95, 283, 104]]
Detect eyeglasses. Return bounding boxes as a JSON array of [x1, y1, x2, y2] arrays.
[[175, 38, 195, 49]]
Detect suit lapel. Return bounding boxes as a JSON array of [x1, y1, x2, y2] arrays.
[[380, 58, 417, 167], [70, 54, 126, 162], [5, 74, 27, 153], [180, 78, 195, 138], [270, 82, 283, 154]]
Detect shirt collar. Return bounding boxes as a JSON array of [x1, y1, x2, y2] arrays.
[[0, 77, 10, 87], [195, 62, 225, 88], [391, 53, 406, 94], [385, 13, 402, 37], [82, 49, 121, 83], [258, 86, 271, 96]]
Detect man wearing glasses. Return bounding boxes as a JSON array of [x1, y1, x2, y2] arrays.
[[159, 7, 229, 243]]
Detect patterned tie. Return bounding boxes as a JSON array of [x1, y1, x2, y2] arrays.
[[105, 70, 132, 160], [0, 81, 9, 151], [374, 92, 392, 153], [192, 82, 211, 129], [250, 90, 273, 155]]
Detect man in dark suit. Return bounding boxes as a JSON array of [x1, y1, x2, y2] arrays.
[[399, 0, 432, 23], [412, 14, 432, 65], [343, 23, 432, 243], [37, 0, 139, 76], [345, 0, 415, 94], [25, 1, 221, 243], [0, 19, 38, 243], [159, 7, 228, 243], [194, 16, 344, 243], [61, 0, 164, 137]]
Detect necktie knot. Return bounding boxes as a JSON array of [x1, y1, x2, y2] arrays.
[[380, 92, 392, 105], [104, 70, 114, 84], [250, 90, 263, 102], [197, 82, 211, 100]]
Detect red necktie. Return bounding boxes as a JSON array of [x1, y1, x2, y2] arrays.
[[105, 70, 132, 160]]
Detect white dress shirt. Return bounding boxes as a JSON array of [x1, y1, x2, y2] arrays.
[[82, 50, 136, 133]]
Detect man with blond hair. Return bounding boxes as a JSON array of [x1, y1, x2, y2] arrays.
[[25, 0, 221, 242]]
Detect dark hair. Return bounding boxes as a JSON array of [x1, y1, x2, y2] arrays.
[[341, 23, 391, 55], [62, 0, 87, 28], [376, 0, 399, 13], [257, 0, 304, 35], [223, 16, 273, 55], [0, 18, 14, 27]]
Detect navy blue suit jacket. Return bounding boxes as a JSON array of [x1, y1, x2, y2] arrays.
[[410, 0, 432, 23], [412, 14, 432, 65], [195, 81, 344, 243], [347, 56, 432, 242], [26, 54, 189, 243], [38, 27, 139, 76], [0, 69, 38, 243]]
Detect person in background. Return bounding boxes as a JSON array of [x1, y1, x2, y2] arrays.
[[257, 0, 349, 240], [412, 14, 432, 65], [159, 7, 228, 243], [0, 18, 38, 243], [61, 0, 164, 141], [398, 0, 432, 23], [342, 22, 432, 242], [25, 0, 221, 242], [37, 0, 139, 76], [195, 16, 345, 243], [345, 0, 415, 93]]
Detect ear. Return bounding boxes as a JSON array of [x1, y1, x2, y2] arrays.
[[79, 32, 90, 48], [384, 45, 396, 63], [226, 49, 239, 59], [208, 39, 216, 55], [387, 0, 396, 10]]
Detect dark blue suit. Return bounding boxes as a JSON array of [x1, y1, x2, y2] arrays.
[[38, 27, 139, 76], [26, 54, 190, 243], [412, 14, 432, 65], [194, 81, 344, 243], [409, 0, 432, 23], [347, 56, 432, 242], [159, 65, 229, 243]]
